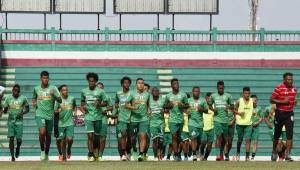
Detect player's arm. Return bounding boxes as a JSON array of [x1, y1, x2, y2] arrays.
[[207, 97, 216, 113], [270, 87, 289, 105], [80, 92, 87, 114], [227, 94, 234, 111], [198, 101, 208, 113], [32, 88, 37, 109], [253, 109, 263, 127], [229, 117, 236, 126], [72, 98, 77, 115], [163, 96, 173, 110], [97, 91, 108, 108], [179, 94, 189, 110], [51, 87, 62, 103]]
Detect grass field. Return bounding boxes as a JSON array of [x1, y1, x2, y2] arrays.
[[1, 161, 300, 170]]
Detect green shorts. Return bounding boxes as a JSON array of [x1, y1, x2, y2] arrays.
[[189, 126, 202, 141], [7, 122, 23, 140], [251, 126, 260, 141], [117, 121, 130, 135], [58, 125, 74, 139], [201, 129, 214, 143], [85, 120, 102, 135], [150, 125, 163, 140], [129, 121, 149, 135], [228, 124, 235, 139], [164, 132, 172, 145], [169, 122, 183, 135], [101, 118, 108, 137], [181, 132, 190, 141], [236, 125, 252, 141], [35, 116, 53, 135], [214, 121, 228, 137]]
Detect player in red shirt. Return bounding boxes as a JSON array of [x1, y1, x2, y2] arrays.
[[270, 72, 297, 161]]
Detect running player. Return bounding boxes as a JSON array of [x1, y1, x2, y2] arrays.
[[55, 85, 76, 161], [96, 82, 113, 161], [208, 81, 233, 161], [127, 78, 150, 161], [80, 72, 107, 161], [2, 84, 29, 161], [149, 87, 165, 160], [115, 77, 133, 161], [33, 71, 61, 161], [164, 78, 188, 161], [224, 108, 235, 161], [270, 72, 297, 161], [187, 87, 208, 161], [162, 111, 173, 160], [250, 95, 263, 160], [200, 92, 214, 161], [234, 87, 253, 161]]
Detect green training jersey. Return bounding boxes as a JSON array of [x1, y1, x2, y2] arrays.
[[55, 95, 76, 127], [210, 92, 232, 123], [33, 85, 60, 120], [149, 96, 165, 127], [187, 97, 208, 128], [165, 91, 188, 124], [81, 87, 107, 121], [131, 90, 150, 122], [115, 90, 133, 123], [3, 95, 29, 124], [251, 106, 263, 126]]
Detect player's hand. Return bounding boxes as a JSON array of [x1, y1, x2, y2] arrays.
[[32, 101, 37, 108], [102, 110, 108, 116], [198, 106, 204, 112], [94, 99, 101, 109], [16, 112, 23, 119], [239, 112, 245, 116], [282, 97, 290, 105]]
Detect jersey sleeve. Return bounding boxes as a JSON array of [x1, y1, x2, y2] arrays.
[[271, 85, 280, 99], [53, 86, 60, 98]]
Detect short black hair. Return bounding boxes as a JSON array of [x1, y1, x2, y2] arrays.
[[136, 78, 144, 84], [283, 72, 293, 79], [97, 82, 104, 87], [58, 84, 67, 91], [192, 86, 200, 90], [251, 94, 257, 98], [152, 87, 159, 91], [86, 72, 99, 82], [171, 78, 178, 85], [217, 80, 224, 86], [243, 86, 250, 92], [206, 92, 212, 97], [144, 83, 150, 89], [40, 71, 49, 77], [13, 84, 20, 90], [120, 76, 132, 86]]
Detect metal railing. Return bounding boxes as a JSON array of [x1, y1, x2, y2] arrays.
[[1, 27, 300, 43]]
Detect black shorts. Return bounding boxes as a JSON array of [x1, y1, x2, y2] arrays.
[[274, 110, 294, 140]]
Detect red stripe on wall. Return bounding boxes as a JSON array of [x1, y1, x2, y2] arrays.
[[1, 58, 300, 68]]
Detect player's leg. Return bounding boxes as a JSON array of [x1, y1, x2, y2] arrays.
[[36, 116, 47, 160], [214, 122, 222, 160], [44, 119, 53, 160], [15, 123, 23, 159], [66, 125, 74, 159], [85, 120, 95, 161], [8, 123, 15, 161], [99, 119, 107, 160], [137, 121, 148, 161], [205, 129, 214, 160], [200, 131, 207, 160], [284, 112, 294, 161], [151, 126, 159, 159], [182, 139, 190, 161], [244, 126, 252, 161], [118, 122, 128, 160], [272, 111, 284, 161], [170, 123, 180, 160], [236, 125, 244, 161], [251, 126, 259, 160], [224, 124, 234, 161]]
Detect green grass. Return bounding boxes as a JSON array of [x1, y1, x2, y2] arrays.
[[2, 161, 300, 170]]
